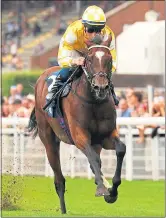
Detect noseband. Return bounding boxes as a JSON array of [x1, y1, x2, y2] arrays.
[[82, 45, 111, 85]]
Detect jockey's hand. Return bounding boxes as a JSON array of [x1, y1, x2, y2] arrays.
[[72, 57, 85, 66]]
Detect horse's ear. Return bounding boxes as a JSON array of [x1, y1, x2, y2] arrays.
[[101, 34, 112, 47]]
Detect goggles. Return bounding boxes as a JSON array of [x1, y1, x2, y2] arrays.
[[86, 27, 102, 33], [84, 24, 104, 33]]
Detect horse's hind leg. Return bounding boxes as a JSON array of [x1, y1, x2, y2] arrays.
[[37, 115, 66, 214], [46, 139, 66, 214], [104, 133, 126, 204]]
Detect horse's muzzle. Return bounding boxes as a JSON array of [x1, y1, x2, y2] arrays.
[[91, 73, 110, 99], [92, 83, 110, 100]]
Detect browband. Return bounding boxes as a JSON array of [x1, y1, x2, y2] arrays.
[[88, 45, 110, 51]]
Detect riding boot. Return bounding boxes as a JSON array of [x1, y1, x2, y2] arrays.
[[46, 74, 62, 101], [110, 81, 119, 106], [46, 68, 71, 101]]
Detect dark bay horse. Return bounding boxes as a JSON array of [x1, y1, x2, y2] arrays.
[[28, 35, 126, 214]]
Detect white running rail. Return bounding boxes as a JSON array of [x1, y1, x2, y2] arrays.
[[2, 117, 165, 181]]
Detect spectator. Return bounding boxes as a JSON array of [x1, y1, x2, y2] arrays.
[[10, 40, 17, 56], [117, 98, 132, 117], [151, 96, 165, 138], [21, 15, 30, 36], [2, 98, 10, 117], [128, 91, 150, 143], [8, 85, 20, 104], [5, 21, 15, 40], [22, 98, 29, 109], [2, 96, 8, 105], [8, 99, 22, 117], [129, 91, 143, 116], [16, 83, 24, 98], [2, 104, 10, 117], [12, 21, 19, 37], [135, 104, 151, 143], [2, 43, 9, 57], [11, 54, 24, 70], [152, 96, 165, 117], [125, 87, 135, 108], [16, 106, 29, 117], [57, 20, 67, 35], [26, 94, 35, 111], [32, 21, 41, 36]]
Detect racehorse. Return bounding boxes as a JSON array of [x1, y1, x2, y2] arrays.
[[28, 34, 126, 214]]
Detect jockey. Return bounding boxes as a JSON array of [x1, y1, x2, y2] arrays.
[[46, 5, 119, 106]]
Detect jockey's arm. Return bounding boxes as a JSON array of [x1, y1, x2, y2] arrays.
[[58, 28, 84, 68], [58, 38, 74, 68], [105, 27, 117, 73], [110, 32, 116, 73]]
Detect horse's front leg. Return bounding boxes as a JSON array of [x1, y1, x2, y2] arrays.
[[89, 145, 112, 190], [103, 130, 126, 203], [82, 144, 110, 196], [73, 129, 110, 197]]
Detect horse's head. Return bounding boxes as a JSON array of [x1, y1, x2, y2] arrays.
[[81, 34, 113, 100]]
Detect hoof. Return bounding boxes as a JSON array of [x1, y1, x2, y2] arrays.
[[104, 188, 118, 204], [95, 184, 110, 197], [104, 194, 118, 204], [61, 211, 67, 214]]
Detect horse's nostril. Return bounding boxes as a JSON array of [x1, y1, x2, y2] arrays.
[[105, 85, 109, 90], [93, 86, 100, 90]]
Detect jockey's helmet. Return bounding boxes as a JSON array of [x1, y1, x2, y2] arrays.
[[82, 5, 106, 30]]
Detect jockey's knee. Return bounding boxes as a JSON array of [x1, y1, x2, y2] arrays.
[[59, 68, 71, 81]]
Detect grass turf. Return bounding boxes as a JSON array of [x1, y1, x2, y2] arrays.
[[2, 175, 165, 217]]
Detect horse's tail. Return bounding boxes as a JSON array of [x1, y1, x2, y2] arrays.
[[27, 107, 38, 138]]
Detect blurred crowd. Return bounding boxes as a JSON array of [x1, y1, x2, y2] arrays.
[[2, 14, 43, 69], [116, 88, 165, 143], [2, 0, 125, 69], [2, 0, 71, 69], [2, 84, 35, 118], [2, 83, 165, 143]]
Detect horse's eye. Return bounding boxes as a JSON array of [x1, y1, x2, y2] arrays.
[[108, 61, 112, 70], [105, 60, 112, 70]]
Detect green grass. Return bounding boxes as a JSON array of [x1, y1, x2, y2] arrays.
[[2, 175, 165, 217]]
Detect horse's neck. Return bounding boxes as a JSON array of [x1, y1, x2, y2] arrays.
[[76, 73, 93, 100]]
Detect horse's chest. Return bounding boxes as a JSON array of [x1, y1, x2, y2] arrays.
[[71, 101, 116, 134], [89, 117, 115, 134]]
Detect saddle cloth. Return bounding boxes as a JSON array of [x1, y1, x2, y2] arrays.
[[45, 71, 74, 144]]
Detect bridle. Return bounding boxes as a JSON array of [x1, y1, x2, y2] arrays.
[[82, 45, 111, 87], [70, 45, 112, 104]]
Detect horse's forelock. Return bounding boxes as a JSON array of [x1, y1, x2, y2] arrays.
[[85, 35, 103, 48], [91, 35, 103, 45]]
